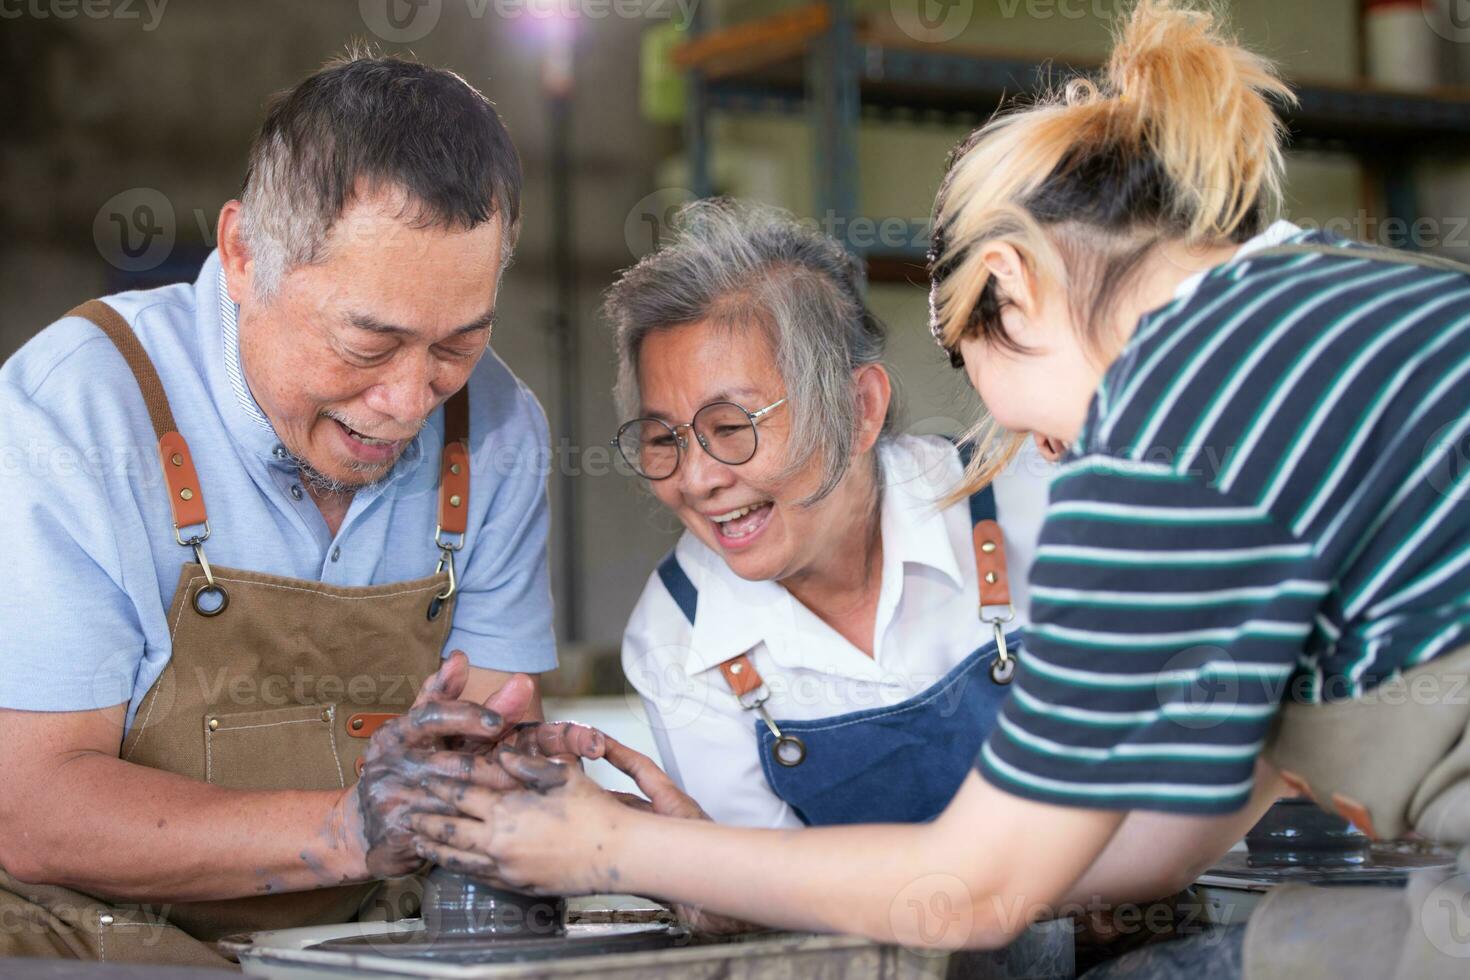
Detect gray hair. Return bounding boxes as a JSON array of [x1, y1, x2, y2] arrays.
[[239, 51, 522, 300], [606, 199, 892, 503]]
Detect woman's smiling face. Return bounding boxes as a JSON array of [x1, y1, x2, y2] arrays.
[[636, 320, 844, 583]]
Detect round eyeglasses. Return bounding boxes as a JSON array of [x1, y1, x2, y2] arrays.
[[612, 398, 787, 481]]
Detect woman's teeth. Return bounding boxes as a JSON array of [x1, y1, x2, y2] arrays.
[[711, 501, 772, 539]]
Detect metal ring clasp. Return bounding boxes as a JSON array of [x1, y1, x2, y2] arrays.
[[982, 603, 1016, 686], [189, 539, 228, 617]]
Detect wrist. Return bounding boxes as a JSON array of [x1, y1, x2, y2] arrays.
[[598, 801, 654, 894], [323, 786, 372, 883]]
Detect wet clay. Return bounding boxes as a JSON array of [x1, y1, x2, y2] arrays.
[[422, 866, 567, 939]]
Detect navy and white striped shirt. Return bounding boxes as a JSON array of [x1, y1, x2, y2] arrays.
[[978, 230, 1470, 814]]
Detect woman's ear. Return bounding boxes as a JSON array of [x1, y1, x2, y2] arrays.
[[978, 241, 1030, 308], [852, 364, 892, 454]]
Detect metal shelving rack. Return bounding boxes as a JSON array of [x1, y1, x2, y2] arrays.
[[674, 1, 1470, 282]]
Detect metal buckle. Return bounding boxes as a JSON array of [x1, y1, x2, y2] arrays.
[[434, 525, 465, 553], [189, 539, 228, 617], [434, 547, 457, 602], [173, 519, 211, 548], [739, 685, 807, 767], [982, 603, 1016, 685]]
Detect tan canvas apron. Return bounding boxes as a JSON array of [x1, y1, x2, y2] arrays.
[[1237, 243, 1470, 979], [0, 300, 475, 965]]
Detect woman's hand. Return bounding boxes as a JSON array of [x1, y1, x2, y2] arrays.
[[408, 749, 629, 895], [340, 653, 607, 879], [599, 737, 754, 936]]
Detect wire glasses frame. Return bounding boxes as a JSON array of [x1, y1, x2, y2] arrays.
[[612, 398, 788, 480]]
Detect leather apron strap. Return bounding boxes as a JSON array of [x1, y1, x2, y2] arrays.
[[70, 300, 210, 537]]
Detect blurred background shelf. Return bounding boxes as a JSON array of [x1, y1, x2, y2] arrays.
[[675, 1, 1470, 280]]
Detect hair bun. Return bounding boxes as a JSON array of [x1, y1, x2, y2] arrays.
[[1103, 0, 1295, 241]]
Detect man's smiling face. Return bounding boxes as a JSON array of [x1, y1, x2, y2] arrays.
[[229, 187, 503, 491]]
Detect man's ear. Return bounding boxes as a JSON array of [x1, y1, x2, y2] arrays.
[[852, 363, 892, 455], [215, 200, 252, 306]]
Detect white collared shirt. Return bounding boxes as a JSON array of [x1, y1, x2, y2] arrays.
[[620, 434, 1053, 828]]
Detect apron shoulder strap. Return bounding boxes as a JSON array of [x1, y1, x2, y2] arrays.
[[657, 550, 698, 624], [953, 439, 1010, 610], [66, 299, 209, 536], [436, 387, 471, 538]]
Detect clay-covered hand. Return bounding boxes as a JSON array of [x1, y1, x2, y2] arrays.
[[407, 749, 623, 895], [338, 652, 539, 877]]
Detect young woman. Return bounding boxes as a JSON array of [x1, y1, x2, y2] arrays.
[[409, 3, 1470, 973], [608, 201, 1052, 831]]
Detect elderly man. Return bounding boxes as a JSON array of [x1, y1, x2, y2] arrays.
[[0, 54, 587, 965]]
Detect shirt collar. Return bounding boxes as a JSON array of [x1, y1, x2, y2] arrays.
[[1172, 219, 1305, 302], [196, 251, 426, 479], [680, 437, 967, 677]]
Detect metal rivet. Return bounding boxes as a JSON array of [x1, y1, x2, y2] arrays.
[[170, 453, 183, 466], [730, 662, 743, 674], [207, 718, 219, 731], [450, 463, 462, 476], [984, 571, 998, 584], [320, 708, 332, 723], [981, 540, 997, 553], [350, 716, 364, 731], [98, 914, 114, 927], [179, 487, 194, 501], [449, 494, 462, 508]]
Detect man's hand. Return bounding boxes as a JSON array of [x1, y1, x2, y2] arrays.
[[335, 652, 606, 878]]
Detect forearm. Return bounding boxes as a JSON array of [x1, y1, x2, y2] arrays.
[[605, 806, 1040, 949], [4, 752, 364, 902]]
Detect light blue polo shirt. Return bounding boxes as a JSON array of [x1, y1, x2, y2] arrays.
[[0, 252, 557, 733]]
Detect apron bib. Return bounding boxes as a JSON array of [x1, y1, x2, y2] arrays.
[[0, 299, 472, 965], [657, 468, 1019, 826]]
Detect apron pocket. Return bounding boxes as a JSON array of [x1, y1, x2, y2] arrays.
[[204, 703, 346, 792]]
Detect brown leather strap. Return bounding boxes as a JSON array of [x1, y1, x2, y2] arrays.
[[973, 519, 1012, 608], [438, 388, 471, 536], [345, 712, 399, 739], [68, 300, 209, 532], [71, 299, 178, 438], [718, 653, 765, 700]]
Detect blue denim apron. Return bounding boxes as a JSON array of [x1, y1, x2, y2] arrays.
[[655, 479, 1021, 827]]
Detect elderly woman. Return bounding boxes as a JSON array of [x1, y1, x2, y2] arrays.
[[606, 200, 1053, 829]]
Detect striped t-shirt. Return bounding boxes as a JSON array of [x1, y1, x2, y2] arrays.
[[978, 230, 1470, 814]]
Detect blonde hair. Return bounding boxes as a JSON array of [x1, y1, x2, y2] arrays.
[[929, 0, 1294, 496]]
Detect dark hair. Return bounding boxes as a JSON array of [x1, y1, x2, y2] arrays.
[[240, 51, 522, 295]]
